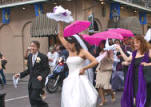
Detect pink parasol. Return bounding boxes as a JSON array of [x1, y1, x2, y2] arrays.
[[83, 35, 105, 46], [108, 28, 134, 37], [64, 21, 91, 37], [81, 34, 89, 38], [92, 31, 123, 40]]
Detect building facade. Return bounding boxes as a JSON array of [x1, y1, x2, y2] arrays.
[[0, 0, 151, 74]]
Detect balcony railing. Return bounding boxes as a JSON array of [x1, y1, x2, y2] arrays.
[[0, 0, 33, 5], [123, 0, 151, 8], [0, 0, 48, 8]]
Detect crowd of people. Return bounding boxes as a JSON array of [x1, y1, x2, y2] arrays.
[[0, 22, 149, 107], [92, 37, 133, 106], [1, 33, 150, 107]]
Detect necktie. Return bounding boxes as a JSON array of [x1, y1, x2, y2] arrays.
[[32, 55, 36, 66]]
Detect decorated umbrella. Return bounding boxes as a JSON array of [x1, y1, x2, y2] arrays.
[[81, 34, 89, 37], [64, 21, 91, 37], [83, 35, 105, 46], [92, 31, 123, 40], [108, 28, 134, 37]]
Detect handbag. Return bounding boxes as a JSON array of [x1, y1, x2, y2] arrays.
[[143, 66, 151, 83]]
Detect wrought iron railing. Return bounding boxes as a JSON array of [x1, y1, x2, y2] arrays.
[[0, 0, 72, 5], [123, 0, 151, 8], [0, 0, 32, 4]]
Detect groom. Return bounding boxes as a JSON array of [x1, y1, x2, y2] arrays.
[[15, 41, 50, 107]]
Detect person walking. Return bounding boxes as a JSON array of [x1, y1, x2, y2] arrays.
[[96, 50, 115, 106], [112, 40, 124, 91], [58, 22, 98, 107], [15, 41, 50, 107], [117, 36, 151, 107]]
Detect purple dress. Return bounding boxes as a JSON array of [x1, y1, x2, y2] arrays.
[[133, 57, 144, 97], [121, 51, 148, 107]]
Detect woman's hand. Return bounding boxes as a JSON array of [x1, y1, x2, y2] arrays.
[[59, 21, 63, 25], [141, 62, 149, 66], [122, 61, 130, 66], [115, 45, 122, 52], [115, 45, 132, 62], [79, 68, 86, 75]]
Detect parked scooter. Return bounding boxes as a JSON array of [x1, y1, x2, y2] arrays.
[[46, 56, 68, 93]]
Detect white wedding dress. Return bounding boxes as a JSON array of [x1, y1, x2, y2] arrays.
[[61, 56, 98, 107]]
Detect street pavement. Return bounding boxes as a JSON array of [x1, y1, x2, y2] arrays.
[[1, 81, 122, 107]]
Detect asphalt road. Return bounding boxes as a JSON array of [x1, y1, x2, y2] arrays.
[[1, 81, 122, 107]]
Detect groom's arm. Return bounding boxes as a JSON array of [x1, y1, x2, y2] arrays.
[[20, 69, 30, 79]]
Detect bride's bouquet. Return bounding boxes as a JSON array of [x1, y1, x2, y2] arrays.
[[46, 5, 74, 23]]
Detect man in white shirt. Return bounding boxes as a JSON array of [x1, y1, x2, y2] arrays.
[[47, 46, 59, 73]]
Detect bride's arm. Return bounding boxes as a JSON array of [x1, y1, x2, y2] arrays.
[[80, 49, 98, 75], [58, 22, 70, 51]]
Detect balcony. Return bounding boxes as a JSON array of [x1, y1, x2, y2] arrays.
[[123, 0, 151, 8], [112, 0, 151, 12], [0, 0, 48, 8]]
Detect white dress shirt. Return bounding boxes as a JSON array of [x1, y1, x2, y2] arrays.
[[47, 52, 59, 67], [32, 52, 38, 66]]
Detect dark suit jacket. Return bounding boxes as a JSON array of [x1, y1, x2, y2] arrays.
[[20, 52, 50, 89]]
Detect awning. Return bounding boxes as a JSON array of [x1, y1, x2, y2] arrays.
[[108, 16, 143, 35], [30, 14, 58, 37], [112, 0, 151, 12], [0, 0, 48, 9]]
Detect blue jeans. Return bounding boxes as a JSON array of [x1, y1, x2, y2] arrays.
[[0, 69, 6, 84]]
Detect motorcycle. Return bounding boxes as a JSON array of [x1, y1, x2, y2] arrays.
[[46, 56, 68, 93]]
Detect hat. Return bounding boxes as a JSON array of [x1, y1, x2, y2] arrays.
[[104, 38, 117, 51]]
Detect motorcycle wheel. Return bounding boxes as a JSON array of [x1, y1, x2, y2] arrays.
[[46, 78, 59, 93]]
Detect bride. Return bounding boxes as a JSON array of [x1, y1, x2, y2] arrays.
[[58, 22, 98, 107]]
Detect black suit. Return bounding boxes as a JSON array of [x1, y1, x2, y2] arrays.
[[20, 52, 50, 107]]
